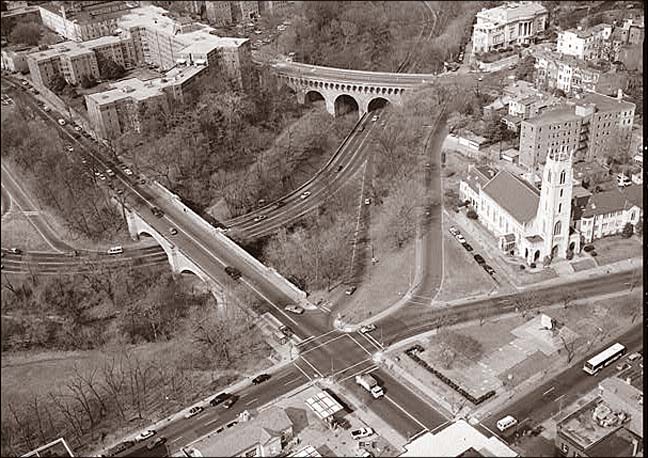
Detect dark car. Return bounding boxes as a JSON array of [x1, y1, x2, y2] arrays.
[[275, 200, 286, 208], [210, 392, 231, 407], [462, 242, 473, 252], [279, 325, 294, 337], [225, 266, 242, 280], [147, 437, 167, 450], [483, 264, 495, 275], [251, 373, 271, 385], [473, 254, 486, 265], [223, 395, 239, 409], [151, 207, 164, 217]]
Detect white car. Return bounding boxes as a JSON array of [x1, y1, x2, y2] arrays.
[[496, 415, 518, 432], [66, 145, 74, 152], [123, 168, 133, 176], [300, 191, 311, 199], [74, 125, 82, 132], [448, 226, 459, 236], [135, 430, 156, 442], [351, 427, 374, 440], [43, 106, 50, 112], [185, 406, 203, 419], [359, 324, 376, 334], [455, 234, 466, 244], [371, 115, 379, 122], [284, 304, 304, 315], [58, 119, 66, 126], [628, 352, 641, 362], [364, 198, 371, 205]]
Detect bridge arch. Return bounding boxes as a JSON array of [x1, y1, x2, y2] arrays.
[[304, 90, 325, 106], [367, 97, 389, 112], [334, 94, 359, 116]]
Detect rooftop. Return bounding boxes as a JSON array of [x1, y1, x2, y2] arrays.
[[587, 427, 642, 457], [581, 184, 643, 218], [0, 4, 39, 18], [558, 398, 627, 450], [39, 2, 130, 25], [27, 34, 131, 61], [476, 2, 547, 27], [482, 170, 540, 223], [400, 420, 518, 457], [524, 106, 580, 126], [579, 92, 636, 113]]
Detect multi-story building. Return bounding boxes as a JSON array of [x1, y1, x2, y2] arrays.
[[37, 1, 132, 42], [472, 2, 547, 54], [1, 4, 42, 38], [0, 46, 33, 73], [258, 1, 290, 16], [503, 92, 563, 131], [519, 91, 635, 170], [556, 376, 643, 457], [205, 1, 233, 25], [26, 33, 137, 87], [556, 23, 613, 61], [614, 16, 645, 46], [230, 1, 259, 22]]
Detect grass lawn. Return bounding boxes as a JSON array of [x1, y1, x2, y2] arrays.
[[589, 235, 642, 266], [1, 211, 52, 251]]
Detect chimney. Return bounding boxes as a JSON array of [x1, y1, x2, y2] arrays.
[[632, 438, 639, 457], [617, 88, 623, 101]]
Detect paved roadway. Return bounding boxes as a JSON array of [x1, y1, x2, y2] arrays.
[[479, 324, 643, 445]]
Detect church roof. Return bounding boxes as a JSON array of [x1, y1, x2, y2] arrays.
[[581, 185, 643, 218], [482, 170, 540, 223]]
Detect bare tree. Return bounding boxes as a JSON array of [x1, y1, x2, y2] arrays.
[[559, 334, 576, 363]]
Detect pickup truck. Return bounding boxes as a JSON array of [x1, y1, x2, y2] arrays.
[[355, 374, 384, 398]]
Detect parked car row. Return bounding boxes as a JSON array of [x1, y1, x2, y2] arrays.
[[449, 226, 495, 277]]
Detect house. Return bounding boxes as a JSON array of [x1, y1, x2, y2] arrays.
[[576, 185, 643, 243], [457, 131, 489, 152], [191, 407, 293, 457]]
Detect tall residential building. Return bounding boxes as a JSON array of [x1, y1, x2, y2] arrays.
[[205, 1, 232, 25], [472, 2, 547, 54], [556, 23, 613, 60], [37, 1, 132, 42], [518, 92, 635, 170], [258, 1, 290, 15], [230, 1, 259, 22]]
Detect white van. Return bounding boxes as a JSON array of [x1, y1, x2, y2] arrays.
[[617, 173, 631, 187], [496, 415, 518, 432], [107, 246, 124, 255]]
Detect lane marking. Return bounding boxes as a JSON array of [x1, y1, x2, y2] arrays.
[[169, 436, 185, 444], [205, 417, 222, 426], [299, 356, 324, 378], [329, 358, 373, 378], [347, 333, 374, 357], [554, 394, 566, 403], [384, 395, 428, 430], [298, 328, 339, 346], [293, 361, 314, 381], [543, 387, 555, 397], [298, 334, 347, 355], [338, 364, 379, 384], [409, 429, 429, 441], [244, 397, 258, 405], [359, 331, 383, 351]]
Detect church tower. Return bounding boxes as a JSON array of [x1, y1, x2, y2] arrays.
[[536, 147, 574, 261]]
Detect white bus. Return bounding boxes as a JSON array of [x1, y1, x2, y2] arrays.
[[583, 343, 626, 375]]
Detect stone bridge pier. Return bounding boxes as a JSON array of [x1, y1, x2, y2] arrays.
[[125, 208, 226, 302], [278, 74, 406, 118]]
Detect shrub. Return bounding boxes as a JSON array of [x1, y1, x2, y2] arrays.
[[543, 255, 552, 267], [622, 222, 634, 238], [566, 250, 574, 260], [467, 209, 478, 220], [519, 264, 526, 270], [530, 262, 537, 268]]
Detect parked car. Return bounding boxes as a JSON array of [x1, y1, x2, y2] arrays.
[[371, 115, 379, 122], [359, 324, 377, 334], [169, 227, 178, 235], [10, 248, 22, 255], [135, 430, 156, 442], [616, 362, 631, 371], [364, 198, 371, 205], [58, 118, 66, 126], [184, 406, 203, 419], [345, 286, 357, 296], [462, 242, 473, 252], [279, 325, 294, 337], [455, 234, 466, 244], [251, 373, 271, 385], [106, 169, 115, 177], [285, 304, 304, 315], [123, 168, 133, 176], [300, 191, 311, 199], [473, 254, 486, 264], [351, 427, 375, 440], [147, 437, 167, 450], [210, 393, 231, 407], [224, 266, 241, 280], [483, 264, 495, 276], [151, 207, 164, 217], [628, 353, 641, 362], [253, 215, 267, 222], [449, 226, 459, 236], [496, 415, 518, 432]]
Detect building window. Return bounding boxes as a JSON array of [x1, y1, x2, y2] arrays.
[[558, 203, 562, 213], [554, 221, 562, 235], [559, 170, 566, 184]]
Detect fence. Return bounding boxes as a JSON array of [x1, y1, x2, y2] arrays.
[[477, 54, 520, 73]]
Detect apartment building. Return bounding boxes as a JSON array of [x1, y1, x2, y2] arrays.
[[472, 2, 547, 54], [556, 23, 613, 60], [230, 0, 259, 22], [38, 2, 132, 42], [205, 1, 233, 25], [0, 46, 33, 73], [86, 63, 208, 139], [26, 34, 137, 87], [258, 1, 290, 15], [518, 91, 635, 170]]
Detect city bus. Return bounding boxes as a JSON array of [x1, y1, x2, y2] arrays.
[[583, 343, 626, 375]]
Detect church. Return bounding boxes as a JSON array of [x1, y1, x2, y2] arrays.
[[459, 149, 582, 265]]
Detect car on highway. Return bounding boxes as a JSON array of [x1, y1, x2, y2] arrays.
[[43, 106, 50, 112], [359, 324, 376, 334], [371, 115, 379, 122], [182, 447, 202, 457], [98, 173, 106, 181], [473, 254, 486, 265], [251, 373, 271, 385], [58, 118, 66, 126], [135, 430, 156, 442], [455, 234, 466, 244], [279, 325, 294, 337], [223, 396, 238, 409], [169, 227, 178, 236], [449, 226, 459, 236], [10, 248, 22, 255], [483, 264, 495, 276], [224, 266, 242, 280], [151, 207, 164, 217], [275, 200, 286, 207], [184, 406, 203, 419], [284, 304, 304, 315], [351, 427, 374, 440], [300, 191, 311, 199], [147, 437, 167, 450], [337, 165, 344, 172], [123, 168, 133, 176], [462, 242, 473, 252], [253, 215, 267, 222], [210, 393, 231, 407], [345, 286, 357, 296], [74, 125, 82, 132], [66, 250, 79, 257], [66, 145, 74, 152], [106, 169, 115, 177]]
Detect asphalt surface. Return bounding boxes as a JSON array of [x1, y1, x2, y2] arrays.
[[480, 324, 644, 444]]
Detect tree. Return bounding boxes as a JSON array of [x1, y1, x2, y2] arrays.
[[49, 73, 68, 94], [621, 222, 634, 238], [559, 333, 576, 363], [515, 55, 536, 81], [466, 209, 478, 219], [8, 22, 41, 46], [96, 54, 126, 80], [79, 74, 97, 89]]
